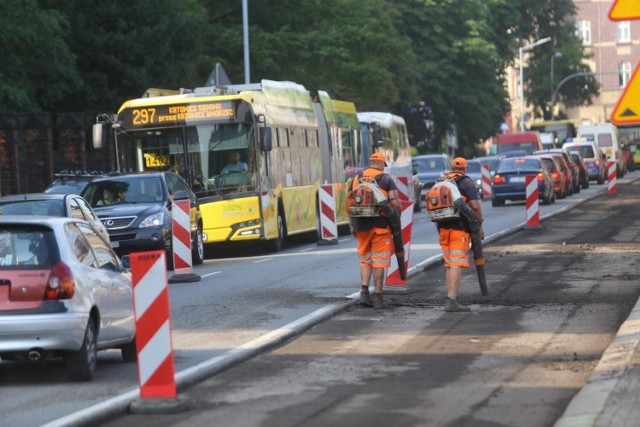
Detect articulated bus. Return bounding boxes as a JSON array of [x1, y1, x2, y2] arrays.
[[357, 112, 420, 212], [95, 80, 360, 251]]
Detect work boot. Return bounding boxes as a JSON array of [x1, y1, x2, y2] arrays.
[[445, 297, 470, 313], [360, 291, 373, 307], [373, 293, 384, 310]]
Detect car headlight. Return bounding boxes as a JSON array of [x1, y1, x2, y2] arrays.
[[140, 212, 165, 228], [476, 178, 482, 187]]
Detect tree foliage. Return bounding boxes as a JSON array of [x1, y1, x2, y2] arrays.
[[0, 0, 598, 154]]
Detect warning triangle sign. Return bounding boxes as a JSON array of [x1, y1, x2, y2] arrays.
[[609, 0, 640, 20], [611, 62, 640, 125]]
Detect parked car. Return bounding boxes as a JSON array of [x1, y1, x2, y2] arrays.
[[0, 193, 110, 243], [532, 154, 566, 199], [44, 170, 109, 195], [577, 122, 625, 177], [491, 156, 555, 207], [412, 154, 452, 206], [81, 171, 204, 269], [534, 149, 580, 194], [0, 216, 135, 381], [562, 139, 606, 184], [569, 151, 590, 189]]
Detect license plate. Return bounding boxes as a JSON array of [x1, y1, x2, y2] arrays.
[[110, 241, 120, 248], [510, 176, 525, 182]]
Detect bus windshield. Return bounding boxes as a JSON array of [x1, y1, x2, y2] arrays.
[[115, 123, 257, 196]]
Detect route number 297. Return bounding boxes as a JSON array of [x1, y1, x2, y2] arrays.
[[132, 108, 156, 125]]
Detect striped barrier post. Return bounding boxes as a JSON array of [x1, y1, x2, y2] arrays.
[[130, 251, 177, 400], [385, 197, 414, 290], [318, 184, 338, 245], [525, 175, 540, 228], [481, 164, 492, 199], [395, 176, 410, 203], [608, 160, 617, 194], [169, 198, 200, 283]]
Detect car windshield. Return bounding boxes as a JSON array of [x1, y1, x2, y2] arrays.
[[413, 157, 446, 172], [0, 199, 65, 216], [83, 177, 165, 207], [498, 158, 541, 172]]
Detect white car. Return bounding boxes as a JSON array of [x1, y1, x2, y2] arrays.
[[0, 193, 110, 244], [0, 216, 135, 381]]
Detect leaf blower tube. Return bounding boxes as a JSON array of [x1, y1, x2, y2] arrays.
[[453, 199, 488, 296], [378, 204, 406, 280]]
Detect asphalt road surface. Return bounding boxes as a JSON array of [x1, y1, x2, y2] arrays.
[[96, 179, 640, 426]]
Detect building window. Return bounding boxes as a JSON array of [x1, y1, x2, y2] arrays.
[[619, 62, 632, 87], [617, 21, 631, 43], [576, 20, 591, 45]]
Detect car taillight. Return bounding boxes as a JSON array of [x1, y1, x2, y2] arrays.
[[551, 172, 560, 179], [537, 172, 545, 181], [596, 159, 601, 166], [493, 174, 506, 184], [44, 261, 75, 300]]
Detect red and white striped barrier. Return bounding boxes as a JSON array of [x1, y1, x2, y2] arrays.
[[172, 199, 193, 274], [481, 164, 492, 199], [525, 175, 540, 228], [395, 176, 410, 202], [607, 160, 617, 194], [131, 251, 176, 399], [385, 199, 414, 287], [318, 184, 338, 245]]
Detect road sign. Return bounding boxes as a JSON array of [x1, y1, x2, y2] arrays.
[[611, 62, 640, 126], [609, 0, 640, 21]]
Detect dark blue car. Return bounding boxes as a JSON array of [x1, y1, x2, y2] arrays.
[[491, 157, 555, 207]]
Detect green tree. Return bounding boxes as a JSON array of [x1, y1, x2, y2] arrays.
[[0, 0, 79, 111], [398, 0, 509, 153], [43, 0, 209, 111]]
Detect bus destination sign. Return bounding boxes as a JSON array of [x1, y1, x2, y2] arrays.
[[121, 101, 236, 128]]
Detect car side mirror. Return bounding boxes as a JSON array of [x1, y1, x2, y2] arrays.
[[121, 255, 130, 270]]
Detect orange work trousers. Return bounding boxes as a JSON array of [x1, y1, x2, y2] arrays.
[[439, 227, 470, 268], [356, 227, 392, 269]]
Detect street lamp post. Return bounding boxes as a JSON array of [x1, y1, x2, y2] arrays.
[[550, 51, 563, 119], [519, 37, 551, 131]]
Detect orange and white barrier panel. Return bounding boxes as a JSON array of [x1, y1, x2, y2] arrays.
[[607, 160, 617, 194], [131, 251, 176, 399], [525, 175, 540, 228], [386, 177, 413, 286], [481, 164, 492, 199], [318, 184, 338, 245], [172, 199, 193, 275]]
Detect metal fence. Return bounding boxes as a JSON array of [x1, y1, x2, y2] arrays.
[[0, 112, 116, 196]]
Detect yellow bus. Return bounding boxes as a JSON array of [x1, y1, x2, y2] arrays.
[[94, 80, 360, 251]]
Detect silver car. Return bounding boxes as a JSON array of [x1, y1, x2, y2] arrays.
[[0, 216, 135, 381], [0, 193, 110, 244]]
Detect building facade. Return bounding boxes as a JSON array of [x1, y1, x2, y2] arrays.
[[507, 0, 640, 143]]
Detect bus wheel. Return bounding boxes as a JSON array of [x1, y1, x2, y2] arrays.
[[191, 226, 204, 265], [267, 211, 284, 252]]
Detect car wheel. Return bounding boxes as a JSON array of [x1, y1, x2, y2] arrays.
[[65, 317, 97, 382], [598, 173, 605, 185], [582, 179, 589, 189], [121, 337, 137, 363], [191, 226, 204, 265], [542, 191, 552, 205]]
